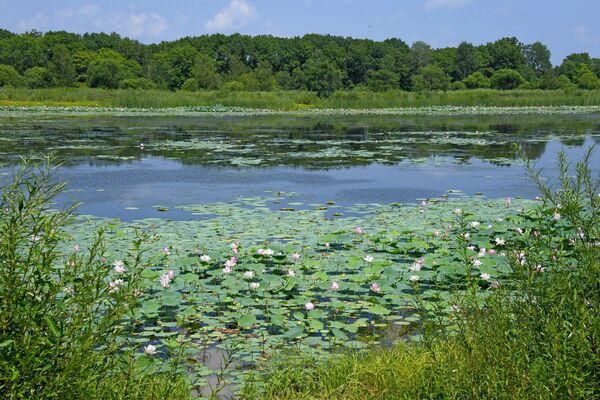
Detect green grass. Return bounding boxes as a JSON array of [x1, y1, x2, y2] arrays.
[[1, 87, 600, 110]]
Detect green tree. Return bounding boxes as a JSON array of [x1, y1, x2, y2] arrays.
[[366, 69, 399, 91], [0, 64, 22, 87], [24, 66, 52, 88], [523, 42, 551, 75], [298, 58, 345, 97], [87, 58, 122, 88], [490, 68, 525, 90], [412, 65, 450, 91], [463, 71, 490, 89], [253, 60, 275, 91], [48, 45, 75, 86], [454, 41, 480, 80], [192, 54, 222, 90], [575, 64, 600, 89], [485, 37, 525, 70], [410, 41, 433, 72], [148, 45, 197, 90]]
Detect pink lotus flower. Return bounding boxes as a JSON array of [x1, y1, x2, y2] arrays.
[[143, 344, 157, 355], [222, 265, 232, 274], [363, 255, 374, 263], [291, 253, 301, 261], [370, 282, 381, 293], [305, 302, 315, 311], [113, 260, 125, 274], [200, 255, 211, 263], [324, 242, 330, 250], [489, 249, 496, 256], [162, 247, 170, 256], [353, 226, 364, 234], [409, 275, 420, 283], [330, 281, 340, 290], [159, 274, 171, 288]]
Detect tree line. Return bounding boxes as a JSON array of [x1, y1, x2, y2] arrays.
[[0, 29, 599, 96]]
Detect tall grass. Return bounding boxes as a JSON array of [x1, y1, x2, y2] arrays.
[[245, 149, 600, 399], [1, 87, 600, 109], [0, 158, 190, 400]]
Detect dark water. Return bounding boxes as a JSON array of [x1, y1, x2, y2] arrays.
[[0, 113, 599, 220]]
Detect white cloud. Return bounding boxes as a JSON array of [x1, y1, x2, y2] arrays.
[[95, 12, 169, 38], [18, 13, 49, 31], [424, 0, 473, 11], [204, 0, 258, 33], [54, 4, 100, 23]]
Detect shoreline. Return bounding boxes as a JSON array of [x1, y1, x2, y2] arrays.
[[2, 104, 600, 117]]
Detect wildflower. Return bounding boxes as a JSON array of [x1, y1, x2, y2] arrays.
[[472, 259, 482, 267], [73, 244, 80, 253], [467, 245, 475, 251], [330, 281, 340, 290], [256, 248, 266, 255], [287, 269, 295, 277], [409, 259, 423, 272], [305, 302, 315, 311], [63, 287, 74, 295], [516, 251, 526, 265], [533, 265, 546, 272], [29, 234, 41, 241], [553, 212, 561, 220], [244, 271, 255, 279], [480, 273, 491, 281], [200, 255, 211, 263], [353, 226, 364, 234], [133, 289, 143, 297], [515, 227, 524, 235], [162, 247, 170, 256], [143, 344, 157, 355], [489, 249, 496, 256], [291, 253, 301, 261], [478, 248, 487, 258], [113, 260, 125, 274], [409, 275, 420, 282], [433, 230, 440, 237], [495, 237, 506, 246], [222, 265, 232, 274], [109, 279, 124, 293], [66, 260, 76, 268], [470, 221, 480, 228], [463, 233, 470, 240], [363, 255, 374, 263], [159, 274, 171, 288], [264, 248, 274, 256], [167, 269, 175, 279], [370, 282, 381, 293], [453, 208, 463, 215], [577, 227, 585, 240], [451, 304, 461, 313], [249, 282, 260, 289], [491, 280, 501, 289], [324, 242, 330, 250]]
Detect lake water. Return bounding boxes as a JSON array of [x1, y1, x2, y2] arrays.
[[1, 113, 599, 220]]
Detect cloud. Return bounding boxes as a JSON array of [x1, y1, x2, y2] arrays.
[[18, 13, 49, 31], [424, 0, 473, 11], [573, 24, 599, 44], [94, 12, 169, 38], [204, 0, 258, 33], [18, 4, 99, 31]]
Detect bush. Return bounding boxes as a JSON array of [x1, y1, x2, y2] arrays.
[[119, 78, 157, 90], [577, 72, 600, 90], [24, 67, 53, 88], [449, 81, 467, 91], [412, 65, 450, 91], [222, 80, 245, 91], [0, 64, 22, 87], [490, 68, 525, 90], [0, 159, 190, 399], [462, 71, 490, 89]]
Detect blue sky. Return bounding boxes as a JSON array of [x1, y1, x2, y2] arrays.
[[0, 0, 598, 65]]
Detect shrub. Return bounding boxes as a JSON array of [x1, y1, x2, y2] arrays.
[[490, 68, 525, 90], [119, 78, 157, 90], [0, 64, 23, 87], [0, 158, 190, 399], [462, 71, 490, 89], [412, 65, 450, 91], [24, 66, 53, 88]]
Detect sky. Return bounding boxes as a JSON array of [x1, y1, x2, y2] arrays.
[[0, 0, 598, 65]]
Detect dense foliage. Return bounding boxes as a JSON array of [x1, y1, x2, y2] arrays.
[[0, 29, 599, 95]]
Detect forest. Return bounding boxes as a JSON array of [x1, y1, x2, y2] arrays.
[[0, 29, 599, 96]]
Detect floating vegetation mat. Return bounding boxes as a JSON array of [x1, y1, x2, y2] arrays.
[[64, 192, 534, 389]]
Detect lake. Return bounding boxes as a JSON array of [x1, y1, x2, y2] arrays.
[[1, 113, 599, 220]]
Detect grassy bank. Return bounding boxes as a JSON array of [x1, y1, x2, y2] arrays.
[[1, 87, 600, 110]]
